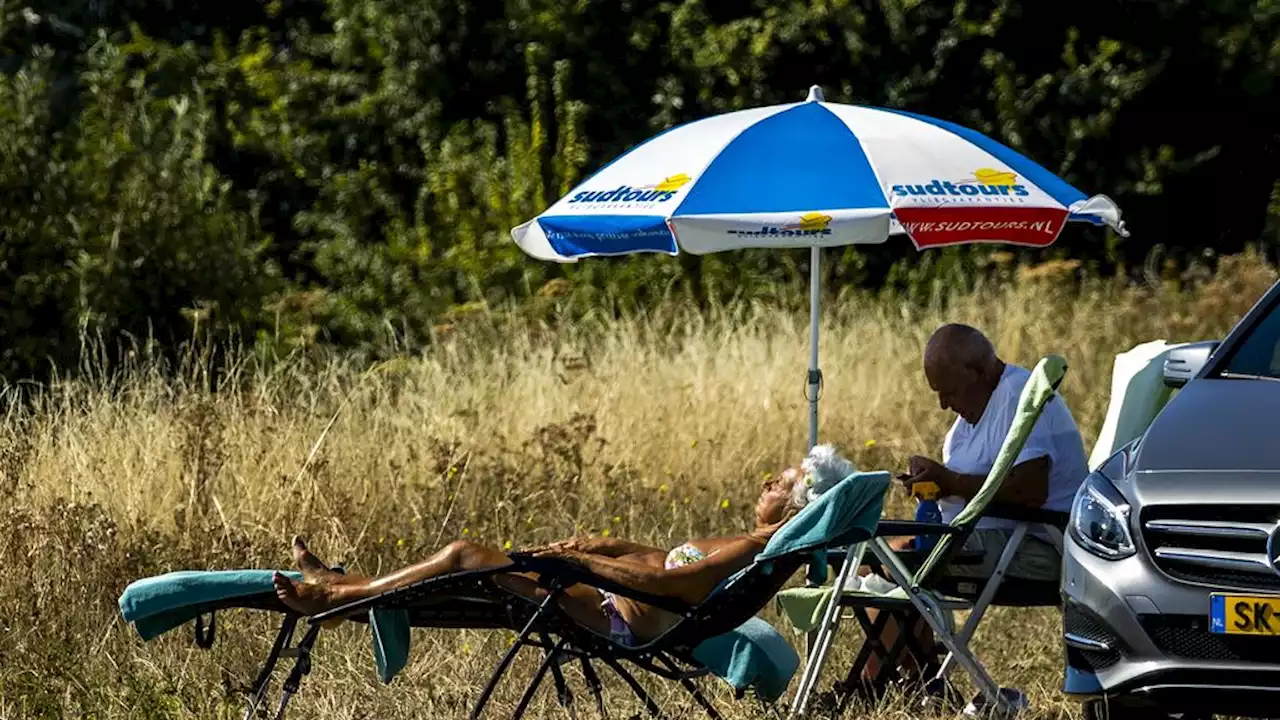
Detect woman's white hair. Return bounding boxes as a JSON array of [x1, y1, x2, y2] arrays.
[[791, 444, 856, 510]]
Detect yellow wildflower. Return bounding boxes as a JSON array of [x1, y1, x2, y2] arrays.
[[503, 540, 512, 550], [612, 516, 621, 524], [601, 528, 612, 538], [720, 498, 731, 510], [462, 527, 470, 536], [397, 538, 405, 548], [864, 439, 877, 448], [658, 483, 669, 493]]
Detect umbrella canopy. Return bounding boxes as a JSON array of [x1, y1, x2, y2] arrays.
[[513, 86, 1126, 263], [510, 86, 1126, 449]]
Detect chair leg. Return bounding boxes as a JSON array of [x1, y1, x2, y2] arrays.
[[834, 609, 917, 715], [600, 656, 663, 718], [469, 589, 559, 720], [580, 658, 608, 719], [912, 591, 1003, 710], [788, 543, 864, 718], [273, 623, 322, 720], [511, 641, 562, 720], [655, 652, 722, 720], [243, 615, 298, 720], [676, 675, 723, 720], [546, 649, 576, 719], [844, 606, 895, 690], [934, 523, 1027, 686], [873, 543, 1007, 711]]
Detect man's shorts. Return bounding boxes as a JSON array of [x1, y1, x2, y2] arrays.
[[939, 528, 1061, 583]]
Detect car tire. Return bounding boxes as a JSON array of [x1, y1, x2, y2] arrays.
[[1083, 699, 1214, 720]]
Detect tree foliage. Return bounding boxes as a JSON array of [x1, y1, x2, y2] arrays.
[[2, 0, 1277, 380]]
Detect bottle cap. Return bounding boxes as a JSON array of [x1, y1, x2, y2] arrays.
[[911, 481, 940, 500]]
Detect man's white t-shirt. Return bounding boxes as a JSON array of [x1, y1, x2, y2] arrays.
[[940, 363, 1089, 531]]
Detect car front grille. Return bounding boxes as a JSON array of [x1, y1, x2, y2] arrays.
[[1140, 614, 1280, 664], [1140, 504, 1280, 590]]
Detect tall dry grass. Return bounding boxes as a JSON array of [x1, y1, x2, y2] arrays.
[[1, 252, 1276, 719]]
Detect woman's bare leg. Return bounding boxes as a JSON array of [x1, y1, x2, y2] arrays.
[[274, 539, 513, 615]]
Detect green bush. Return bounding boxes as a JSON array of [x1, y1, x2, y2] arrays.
[[1, 1, 1277, 382]]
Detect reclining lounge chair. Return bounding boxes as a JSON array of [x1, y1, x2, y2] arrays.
[[308, 467, 892, 719], [778, 354, 1071, 718], [119, 468, 893, 719]]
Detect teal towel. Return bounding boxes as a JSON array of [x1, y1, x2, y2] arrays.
[[369, 604, 412, 682], [757, 471, 891, 560], [118, 570, 411, 684], [690, 616, 800, 702], [756, 470, 890, 582], [119, 570, 301, 640]]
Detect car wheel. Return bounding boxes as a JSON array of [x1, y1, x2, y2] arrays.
[[1083, 699, 1214, 720]]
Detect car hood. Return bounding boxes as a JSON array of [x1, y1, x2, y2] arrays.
[[1126, 378, 1280, 504], [1134, 378, 1280, 473]]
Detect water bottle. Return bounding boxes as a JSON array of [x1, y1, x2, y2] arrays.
[[912, 481, 942, 551]]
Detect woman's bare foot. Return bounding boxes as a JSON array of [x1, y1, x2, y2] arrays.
[[273, 571, 349, 616], [291, 536, 351, 585]]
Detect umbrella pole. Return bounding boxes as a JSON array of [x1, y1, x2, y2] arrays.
[[803, 245, 823, 660], [807, 245, 821, 451]]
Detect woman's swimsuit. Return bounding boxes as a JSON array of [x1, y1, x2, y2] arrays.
[[600, 542, 710, 646]]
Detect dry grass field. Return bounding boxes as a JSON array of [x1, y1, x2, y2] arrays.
[[3, 252, 1277, 719]]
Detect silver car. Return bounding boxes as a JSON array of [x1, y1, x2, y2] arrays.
[[1062, 278, 1280, 720]]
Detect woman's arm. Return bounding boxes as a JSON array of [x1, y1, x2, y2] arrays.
[[530, 536, 664, 559], [548, 537, 759, 605], [581, 537, 665, 558]]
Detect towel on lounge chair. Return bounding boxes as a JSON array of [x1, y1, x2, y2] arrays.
[[118, 569, 412, 682]]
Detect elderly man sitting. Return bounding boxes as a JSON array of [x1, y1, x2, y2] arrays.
[[857, 323, 1089, 692]]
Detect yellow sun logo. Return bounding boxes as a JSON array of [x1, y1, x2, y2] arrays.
[[653, 174, 692, 192], [968, 168, 1018, 186], [790, 212, 832, 231]]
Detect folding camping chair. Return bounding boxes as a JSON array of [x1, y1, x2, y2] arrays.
[[308, 468, 893, 720], [779, 354, 1070, 718]]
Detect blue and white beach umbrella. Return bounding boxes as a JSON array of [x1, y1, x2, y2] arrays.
[[511, 86, 1127, 447]]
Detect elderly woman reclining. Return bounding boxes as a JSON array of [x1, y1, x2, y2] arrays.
[[274, 445, 858, 646]]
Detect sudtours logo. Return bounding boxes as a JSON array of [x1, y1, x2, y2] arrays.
[[726, 212, 833, 238], [567, 174, 692, 207], [891, 168, 1031, 202]]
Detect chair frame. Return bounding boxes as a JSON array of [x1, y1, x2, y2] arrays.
[[787, 356, 1070, 718], [307, 550, 814, 719]]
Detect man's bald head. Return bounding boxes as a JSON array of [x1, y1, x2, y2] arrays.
[[924, 324, 997, 375], [923, 324, 1004, 424]]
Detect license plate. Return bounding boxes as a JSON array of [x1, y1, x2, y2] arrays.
[[1210, 593, 1280, 635]]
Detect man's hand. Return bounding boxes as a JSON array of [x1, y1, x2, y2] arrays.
[[903, 455, 1050, 507], [905, 455, 955, 495]]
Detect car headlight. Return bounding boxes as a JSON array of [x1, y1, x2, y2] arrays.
[[1070, 471, 1135, 559]]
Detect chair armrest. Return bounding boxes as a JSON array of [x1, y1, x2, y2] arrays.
[[872, 520, 964, 538], [984, 503, 1069, 531], [506, 553, 694, 615]]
